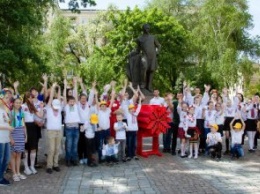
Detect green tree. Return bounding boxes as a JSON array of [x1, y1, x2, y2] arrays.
[[0, 0, 53, 87]]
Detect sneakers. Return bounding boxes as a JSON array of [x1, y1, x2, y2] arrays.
[[79, 159, 84, 165], [53, 167, 61, 172], [188, 154, 193, 159], [29, 166, 37, 174], [46, 168, 53, 174], [13, 174, 20, 182], [126, 157, 131, 161], [0, 178, 10, 186], [133, 156, 139, 160], [18, 174, 27, 180], [24, 167, 32, 175]]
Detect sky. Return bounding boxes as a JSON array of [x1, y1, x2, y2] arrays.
[[58, 0, 260, 37]]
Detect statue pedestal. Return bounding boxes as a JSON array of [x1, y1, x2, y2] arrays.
[[140, 88, 153, 104]]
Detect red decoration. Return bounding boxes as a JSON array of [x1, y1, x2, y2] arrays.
[[137, 105, 171, 158]]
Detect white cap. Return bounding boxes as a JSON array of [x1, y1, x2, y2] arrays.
[[52, 99, 61, 110]]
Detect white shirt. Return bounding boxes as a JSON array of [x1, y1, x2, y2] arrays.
[[204, 109, 216, 128], [231, 129, 244, 144], [178, 111, 188, 129], [215, 111, 225, 125], [149, 97, 165, 105], [121, 98, 134, 119], [0, 108, 10, 143], [64, 104, 81, 124], [126, 104, 141, 131], [78, 102, 90, 124], [187, 114, 197, 128], [245, 104, 258, 120], [22, 104, 35, 123], [224, 106, 236, 117], [45, 106, 62, 130], [114, 122, 127, 140], [207, 132, 222, 146], [98, 108, 111, 130], [84, 121, 97, 139]]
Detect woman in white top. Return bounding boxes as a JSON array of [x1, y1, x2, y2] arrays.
[[22, 92, 43, 175]]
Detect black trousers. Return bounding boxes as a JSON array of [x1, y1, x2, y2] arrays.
[[208, 142, 222, 159], [171, 123, 179, 154], [78, 124, 87, 160]]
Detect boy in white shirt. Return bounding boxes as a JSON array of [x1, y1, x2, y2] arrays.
[[114, 109, 128, 162], [63, 78, 81, 167], [126, 98, 142, 161], [45, 83, 62, 174], [102, 136, 119, 166], [84, 114, 98, 167], [206, 124, 222, 160], [230, 116, 245, 159]]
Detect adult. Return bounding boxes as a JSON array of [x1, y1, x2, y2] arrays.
[[149, 89, 165, 105]]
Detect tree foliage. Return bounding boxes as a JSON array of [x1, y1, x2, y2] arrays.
[[0, 0, 53, 87]]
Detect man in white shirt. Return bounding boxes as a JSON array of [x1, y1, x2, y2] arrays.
[[149, 89, 165, 105]]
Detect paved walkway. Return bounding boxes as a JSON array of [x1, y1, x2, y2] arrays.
[[1, 138, 260, 194]]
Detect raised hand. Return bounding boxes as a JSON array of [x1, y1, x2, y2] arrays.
[[13, 81, 19, 89], [92, 81, 97, 88], [63, 79, 67, 86], [110, 81, 116, 87], [73, 77, 77, 84], [42, 73, 48, 81], [129, 82, 133, 88], [78, 77, 83, 83]]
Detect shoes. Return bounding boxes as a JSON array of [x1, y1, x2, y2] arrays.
[[24, 167, 32, 175], [122, 158, 127, 162], [29, 166, 37, 174], [13, 174, 20, 182], [0, 178, 10, 186], [34, 164, 42, 169], [72, 161, 79, 166], [66, 160, 71, 167], [79, 159, 84, 165], [223, 150, 230, 155], [83, 158, 88, 164], [188, 154, 192, 159], [53, 167, 61, 172], [180, 155, 187, 158], [17, 174, 27, 180], [194, 155, 198, 159], [88, 163, 98, 167], [46, 168, 53, 174], [133, 156, 139, 160], [126, 157, 131, 161]]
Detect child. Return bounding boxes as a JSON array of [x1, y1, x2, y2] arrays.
[[45, 83, 62, 174], [0, 91, 13, 186], [102, 136, 119, 166], [206, 124, 222, 160], [126, 98, 142, 161], [63, 78, 81, 166], [96, 87, 116, 163], [84, 114, 98, 167], [10, 96, 27, 181], [177, 102, 189, 158], [114, 109, 128, 162], [230, 115, 245, 159], [186, 106, 200, 159]]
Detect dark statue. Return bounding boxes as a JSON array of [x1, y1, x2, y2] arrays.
[[126, 24, 161, 92]]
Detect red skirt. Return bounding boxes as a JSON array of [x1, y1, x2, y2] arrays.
[[178, 128, 186, 139]]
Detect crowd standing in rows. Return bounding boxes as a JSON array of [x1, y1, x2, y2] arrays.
[[0, 75, 259, 186]]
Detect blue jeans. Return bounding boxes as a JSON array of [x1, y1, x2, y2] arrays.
[[96, 129, 110, 161], [231, 144, 244, 157], [65, 127, 79, 161], [0, 143, 10, 181], [163, 122, 173, 150], [126, 131, 137, 158]]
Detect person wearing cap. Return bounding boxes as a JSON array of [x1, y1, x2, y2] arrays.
[[126, 97, 142, 161], [206, 124, 222, 160], [84, 114, 98, 167], [45, 83, 62, 174], [96, 88, 116, 163], [230, 114, 245, 159]]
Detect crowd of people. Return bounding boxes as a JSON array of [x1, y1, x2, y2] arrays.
[[0, 74, 259, 186]]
